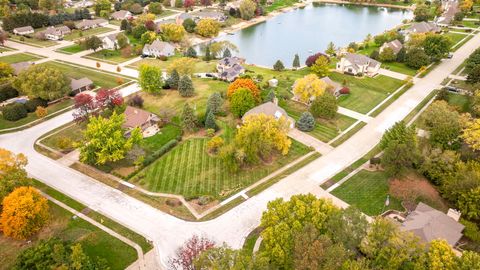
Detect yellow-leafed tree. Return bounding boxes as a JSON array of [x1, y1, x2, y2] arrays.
[[195, 18, 220, 38], [462, 118, 480, 151], [293, 74, 327, 104], [1, 186, 49, 240], [160, 23, 186, 42]]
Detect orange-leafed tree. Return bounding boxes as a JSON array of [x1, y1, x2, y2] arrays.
[[1, 186, 49, 240], [227, 78, 260, 101]]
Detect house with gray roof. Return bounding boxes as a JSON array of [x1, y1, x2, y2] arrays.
[[436, 0, 459, 26], [111, 10, 132, 20], [242, 101, 295, 128], [404, 22, 441, 41], [75, 19, 108, 30], [43, 26, 71, 40], [192, 11, 227, 22], [336, 53, 380, 76], [10, 61, 33, 75], [380, 39, 403, 55], [71, 77, 94, 94], [142, 40, 175, 58], [13, 26, 34, 36], [217, 57, 245, 82], [401, 203, 464, 247], [102, 33, 128, 50]]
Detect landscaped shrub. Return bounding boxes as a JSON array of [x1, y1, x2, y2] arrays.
[[207, 136, 224, 154], [0, 85, 19, 102], [25, 98, 48, 113], [2, 103, 28, 121], [339, 87, 350, 95], [35, 106, 48, 118], [305, 52, 329, 67], [296, 112, 315, 132], [142, 139, 178, 166], [128, 95, 144, 108]]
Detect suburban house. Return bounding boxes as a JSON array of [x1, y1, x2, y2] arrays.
[[75, 19, 108, 30], [10, 62, 33, 75], [379, 39, 403, 55], [13, 26, 34, 36], [70, 77, 94, 94], [216, 57, 245, 82], [192, 11, 228, 22], [291, 76, 343, 103], [122, 106, 160, 137], [42, 26, 71, 40], [404, 21, 441, 40], [176, 13, 193, 24], [401, 203, 464, 247], [436, 0, 459, 26], [242, 101, 295, 129], [336, 53, 381, 76], [111, 10, 132, 20], [142, 40, 175, 58], [101, 33, 128, 50], [225, 0, 241, 11]]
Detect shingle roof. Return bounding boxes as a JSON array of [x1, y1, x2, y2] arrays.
[[43, 26, 71, 36], [407, 22, 440, 33], [10, 61, 33, 75], [344, 53, 379, 70], [122, 106, 152, 129], [13, 26, 34, 33], [71, 77, 93, 90], [320, 76, 342, 94], [401, 202, 464, 246], [144, 40, 175, 53], [111, 10, 130, 19], [218, 57, 242, 67], [242, 101, 294, 125], [383, 39, 403, 54]]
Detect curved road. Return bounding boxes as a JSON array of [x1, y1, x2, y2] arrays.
[[1, 33, 479, 268]]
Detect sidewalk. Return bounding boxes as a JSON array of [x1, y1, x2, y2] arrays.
[[288, 128, 334, 155]]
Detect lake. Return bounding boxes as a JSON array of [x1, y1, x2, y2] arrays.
[[213, 3, 412, 67]]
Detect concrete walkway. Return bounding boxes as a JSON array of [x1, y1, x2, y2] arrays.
[[379, 68, 409, 81], [338, 107, 373, 122], [288, 128, 334, 154]]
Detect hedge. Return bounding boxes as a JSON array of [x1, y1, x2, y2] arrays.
[[142, 139, 178, 166], [2, 103, 28, 121], [25, 98, 48, 113], [0, 84, 19, 103]]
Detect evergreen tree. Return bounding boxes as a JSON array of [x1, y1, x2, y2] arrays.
[[178, 75, 194, 97], [325, 42, 336, 56], [266, 89, 275, 102], [169, 69, 180, 89], [120, 19, 128, 31], [296, 112, 315, 132], [223, 48, 232, 58], [273, 60, 285, 71], [185, 47, 197, 58], [206, 92, 223, 115], [292, 54, 300, 69], [204, 46, 212, 61], [205, 110, 218, 130], [182, 103, 197, 132]]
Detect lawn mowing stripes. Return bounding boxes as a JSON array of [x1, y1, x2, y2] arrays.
[[171, 146, 183, 194], [149, 156, 162, 191], [192, 140, 201, 195], [201, 140, 208, 195], [185, 140, 195, 196], [180, 140, 192, 196]]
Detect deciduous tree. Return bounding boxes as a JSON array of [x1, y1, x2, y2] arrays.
[[463, 118, 480, 151], [160, 23, 186, 42], [310, 92, 337, 119], [227, 78, 260, 101], [421, 100, 462, 149], [292, 74, 327, 104], [239, 0, 256, 20], [423, 34, 452, 61], [182, 18, 197, 33], [73, 92, 98, 122], [195, 18, 220, 37], [229, 87, 256, 117], [13, 65, 70, 101], [139, 65, 163, 93], [310, 55, 331, 77], [169, 235, 215, 270]]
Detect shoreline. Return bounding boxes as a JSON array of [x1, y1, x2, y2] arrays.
[[313, 0, 414, 10]]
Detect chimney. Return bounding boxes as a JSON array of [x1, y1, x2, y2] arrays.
[[447, 208, 461, 222]]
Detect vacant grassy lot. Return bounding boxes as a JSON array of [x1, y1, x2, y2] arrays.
[[0, 53, 43, 64], [64, 27, 113, 41], [280, 99, 357, 142], [85, 49, 138, 64], [0, 200, 137, 270], [129, 56, 218, 73], [331, 170, 404, 216], [57, 44, 86, 54], [9, 35, 58, 47], [132, 123, 310, 199], [333, 73, 404, 114], [40, 61, 130, 89]]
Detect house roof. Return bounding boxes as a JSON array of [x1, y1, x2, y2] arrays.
[[43, 25, 71, 36], [344, 53, 380, 70], [157, 19, 176, 26], [320, 76, 342, 94], [437, 1, 458, 24], [123, 106, 153, 129], [242, 101, 294, 124], [218, 57, 242, 67], [401, 202, 465, 246], [144, 39, 175, 53], [407, 22, 440, 34], [111, 10, 130, 19], [13, 26, 34, 32], [10, 61, 33, 75], [220, 63, 244, 80], [103, 33, 118, 43], [75, 19, 107, 28], [71, 77, 93, 91], [178, 13, 192, 20], [382, 39, 403, 54], [194, 11, 226, 19]]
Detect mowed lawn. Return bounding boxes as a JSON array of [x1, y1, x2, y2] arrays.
[[128, 56, 218, 73], [0, 53, 43, 64], [9, 34, 58, 47], [332, 73, 404, 114], [57, 44, 86, 54], [40, 61, 131, 89], [63, 27, 114, 41], [132, 124, 311, 199], [331, 170, 404, 216], [0, 201, 137, 270], [382, 61, 417, 76], [445, 32, 469, 45], [84, 49, 138, 64]]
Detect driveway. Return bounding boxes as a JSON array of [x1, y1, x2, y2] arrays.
[[2, 30, 480, 268], [288, 128, 334, 155]]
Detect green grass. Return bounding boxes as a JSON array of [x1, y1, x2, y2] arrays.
[[57, 44, 86, 54], [447, 92, 472, 113], [63, 27, 114, 41], [445, 32, 469, 45], [451, 34, 474, 52], [84, 49, 138, 64], [9, 34, 58, 47], [0, 99, 73, 130], [40, 123, 85, 152], [331, 170, 404, 216], [332, 73, 404, 114], [265, 0, 299, 12], [132, 123, 310, 199], [382, 61, 417, 76], [142, 124, 182, 153], [369, 82, 412, 117], [330, 121, 367, 147], [461, 20, 480, 28], [40, 61, 131, 89], [128, 56, 218, 73], [156, 10, 178, 18], [0, 53, 43, 64]]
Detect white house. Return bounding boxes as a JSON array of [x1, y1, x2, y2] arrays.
[[13, 26, 34, 36], [43, 26, 71, 40], [379, 39, 403, 55], [75, 19, 108, 30], [111, 10, 132, 20], [142, 40, 175, 58], [101, 33, 128, 50], [336, 53, 380, 76]]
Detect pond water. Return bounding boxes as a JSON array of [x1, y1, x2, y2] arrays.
[[214, 3, 412, 67]]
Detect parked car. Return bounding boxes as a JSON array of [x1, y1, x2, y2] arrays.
[[447, 53, 453, 59], [445, 86, 459, 93]]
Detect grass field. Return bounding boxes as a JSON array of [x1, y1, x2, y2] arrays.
[[40, 61, 131, 89], [128, 56, 218, 73], [64, 27, 114, 41], [9, 35, 58, 47], [40, 123, 85, 152], [132, 123, 311, 199], [84, 49, 138, 64], [331, 170, 404, 216], [333, 73, 404, 114], [0, 53, 43, 64], [265, 0, 299, 12], [445, 32, 470, 45], [382, 61, 417, 76], [57, 44, 86, 54], [447, 92, 472, 113]]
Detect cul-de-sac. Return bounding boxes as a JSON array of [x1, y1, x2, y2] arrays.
[[0, 0, 480, 268]]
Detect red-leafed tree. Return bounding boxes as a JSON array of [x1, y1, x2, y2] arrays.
[[184, 0, 195, 8], [96, 89, 124, 110], [305, 52, 330, 67], [145, 20, 156, 31], [73, 93, 97, 122], [169, 235, 215, 270], [200, 0, 212, 6]]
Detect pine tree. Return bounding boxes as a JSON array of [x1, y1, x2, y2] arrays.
[[182, 103, 197, 131], [273, 60, 285, 71], [204, 46, 212, 61], [292, 54, 300, 69], [206, 92, 223, 115], [178, 75, 194, 97], [326, 42, 336, 56], [266, 89, 275, 102], [223, 48, 231, 58], [296, 112, 315, 132], [120, 19, 128, 31], [169, 69, 180, 89], [205, 110, 218, 131], [185, 47, 197, 58]]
